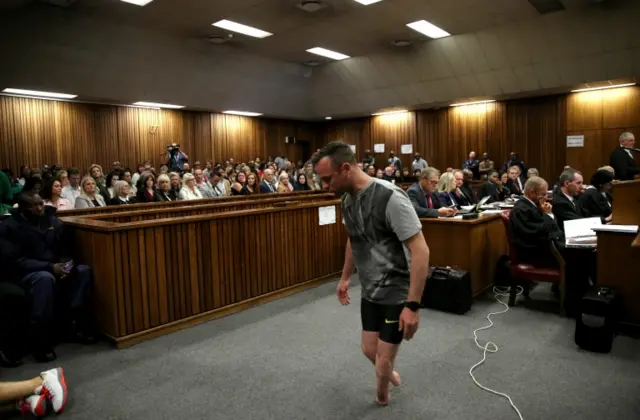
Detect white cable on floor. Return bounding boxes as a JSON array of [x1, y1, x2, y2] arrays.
[[469, 286, 524, 420]]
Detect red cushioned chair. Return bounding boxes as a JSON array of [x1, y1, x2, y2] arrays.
[[500, 211, 565, 311]]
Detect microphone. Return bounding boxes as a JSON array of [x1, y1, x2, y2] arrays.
[[623, 147, 640, 153]]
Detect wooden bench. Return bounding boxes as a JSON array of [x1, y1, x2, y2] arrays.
[[60, 199, 346, 348]]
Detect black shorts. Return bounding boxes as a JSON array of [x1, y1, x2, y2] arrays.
[[361, 299, 404, 345]]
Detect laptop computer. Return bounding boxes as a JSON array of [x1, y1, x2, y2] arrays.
[[458, 195, 492, 214]]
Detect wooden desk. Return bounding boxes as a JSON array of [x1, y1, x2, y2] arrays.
[[596, 231, 640, 325], [421, 213, 507, 296]]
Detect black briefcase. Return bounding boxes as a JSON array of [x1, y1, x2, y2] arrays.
[[421, 267, 472, 314], [575, 286, 618, 353]]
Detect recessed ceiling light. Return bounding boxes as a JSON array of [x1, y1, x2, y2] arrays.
[[120, 0, 154, 6], [391, 40, 412, 47], [407, 20, 450, 39], [133, 101, 184, 109], [325, 116, 332, 120], [353, 0, 383, 5], [306, 47, 350, 61], [223, 110, 263, 117], [371, 110, 408, 116], [450, 100, 495, 107], [571, 82, 636, 93], [212, 19, 273, 39], [2, 88, 77, 99]]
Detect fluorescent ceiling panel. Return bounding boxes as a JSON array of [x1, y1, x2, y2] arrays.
[[406, 20, 450, 39], [2, 88, 77, 99], [212, 19, 273, 38], [450, 100, 496, 107], [306, 47, 350, 61], [325, 117, 332, 120], [353, 0, 384, 4], [571, 83, 636, 93], [120, 0, 155, 5], [223, 110, 263, 117], [371, 110, 408, 116], [133, 101, 184, 109]]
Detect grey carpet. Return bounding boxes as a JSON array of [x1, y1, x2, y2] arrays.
[[1, 277, 639, 420]]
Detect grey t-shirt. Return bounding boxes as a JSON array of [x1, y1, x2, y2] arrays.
[[342, 178, 423, 305]]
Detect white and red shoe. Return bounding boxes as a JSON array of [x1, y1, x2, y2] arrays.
[[36, 367, 68, 414], [17, 394, 49, 417]]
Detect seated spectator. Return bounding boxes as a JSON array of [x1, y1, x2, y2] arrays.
[[401, 168, 411, 181], [579, 169, 614, 219], [527, 168, 539, 179], [159, 164, 169, 175], [108, 181, 136, 205], [0, 193, 97, 361], [242, 172, 259, 194], [105, 172, 120, 199], [0, 170, 14, 214], [131, 164, 144, 187], [61, 168, 82, 208], [41, 178, 72, 211], [479, 171, 510, 203], [382, 166, 395, 183], [210, 168, 227, 197], [74, 176, 107, 209], [179, 173, 203, 200], [56, 170, 69, 189], [88, 164, 110, 199], [366, 165, 376, 177], [506, 165, 525, 196], [156, 174, 177, 201], [194, 168, 215, 198], [277, 171, 294, 193], [136, 173, 161, 203], [231, 172, 247, 195], [18, 166, 31, 186], [294, 173, 310, 191], [452, 169, 472, 206], [460, 169, 477, 204], [169, 172, 182, 198], [260, 168, 277, 193], [122, 168, 137, 197], [435, 172, 459, 207], [375, 169, 384, 179], [407, 168, 456, 218]]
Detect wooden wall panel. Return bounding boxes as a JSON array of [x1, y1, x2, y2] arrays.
[[567, 90, 603, 132], [370, 112, 417, 168], [601, 87, 640, 129]]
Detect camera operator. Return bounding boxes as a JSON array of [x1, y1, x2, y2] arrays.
[[166, 143, 189, 173]]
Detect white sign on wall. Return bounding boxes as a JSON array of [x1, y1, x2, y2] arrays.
[[401, 144, 413, 154], [374, 143, 385, 153], [567, 135, 584, 148]]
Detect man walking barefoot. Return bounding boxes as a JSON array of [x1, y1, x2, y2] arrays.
[[312, 141, 430, 406]]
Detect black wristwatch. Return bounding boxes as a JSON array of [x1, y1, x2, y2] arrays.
[[404, 301, 421, 312]]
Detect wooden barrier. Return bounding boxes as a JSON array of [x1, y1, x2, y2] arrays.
[[88, 194, 337, 223], [58, 190, 328, 218], [60, 200, 346, 347]]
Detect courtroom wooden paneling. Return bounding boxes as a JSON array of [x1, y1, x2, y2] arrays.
[[420, 214, 507, 296], [64, 200, 347, 346]]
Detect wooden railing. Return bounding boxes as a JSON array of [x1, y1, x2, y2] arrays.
[[61, 199, 346, 347], [58, 190, 330, 217]]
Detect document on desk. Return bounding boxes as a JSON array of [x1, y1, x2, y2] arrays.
[[564, 217, 601, 247], [591, 225, 639, 233], [481, 210, 505, 214], [318, 205, 336, 225], [439, 215, 463, 220]]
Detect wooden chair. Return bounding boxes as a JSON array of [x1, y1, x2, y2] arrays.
[[499, 212, 566, 311]]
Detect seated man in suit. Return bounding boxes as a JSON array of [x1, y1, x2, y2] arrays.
[[552, 170, 612, 230], [0, 193, 97, 362], [406, 168, 456, 218], [579, 169, 613, 219], [610, 132, 640, 181], [452, 169, 474, 205], [509, 177, 592, 315], [505, 165, 524, 196], [259, 168, 277, 193], [478, 171, 509, 203]]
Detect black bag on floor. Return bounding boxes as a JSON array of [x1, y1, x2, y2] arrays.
[[575, 286, 618, 353], [421, 267, 472, 314]]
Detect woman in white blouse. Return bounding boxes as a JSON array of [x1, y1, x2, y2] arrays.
[[74, 176, 107, 209], [179, 173, 203, 200]]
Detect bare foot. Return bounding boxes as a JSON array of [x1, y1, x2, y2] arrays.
[[375, 395, 389, 406], [390, 371, 401, 387]]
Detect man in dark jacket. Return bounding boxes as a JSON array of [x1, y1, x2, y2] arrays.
[[407, 168, 456, 218], [0, 193, 97, 362], [552, 170, 612, 230], [609, 132, 640, 181]]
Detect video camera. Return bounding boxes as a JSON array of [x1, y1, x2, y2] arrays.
[[167, 143, 180, 153]]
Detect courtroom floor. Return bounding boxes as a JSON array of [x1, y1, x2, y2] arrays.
[[1, 278, 639, 420]]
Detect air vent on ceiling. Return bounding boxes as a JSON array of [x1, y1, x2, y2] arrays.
[[208, 34, 234, 44], [303, 60, 322, 67], [527, 0, 565, 14], [40, 0, 77, 6], [297, 1, 326, 13], [392, 40, 412, 47]]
